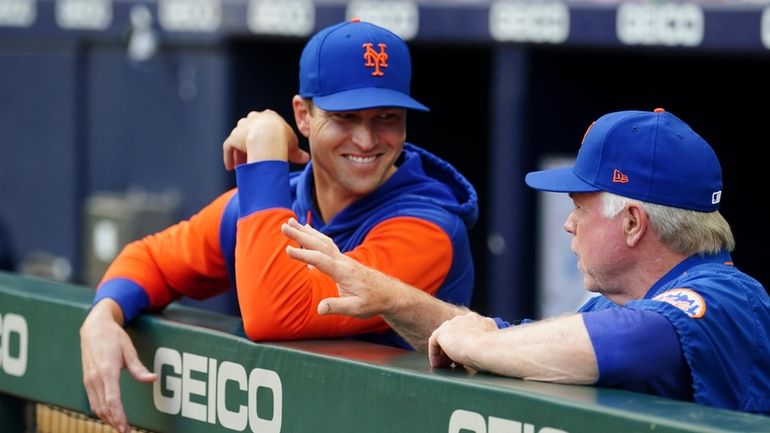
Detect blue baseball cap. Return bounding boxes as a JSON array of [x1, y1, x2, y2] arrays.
[[299, 19, 428, 112], [525, 109, 723, 212]]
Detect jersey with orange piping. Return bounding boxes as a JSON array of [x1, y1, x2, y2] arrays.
[[93, 143, 478, 349]]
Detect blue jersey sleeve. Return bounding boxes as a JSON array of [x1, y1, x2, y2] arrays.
[[93, 278, 150, 324], [493, 317, 535, 329], [493, 317, 511, 329], [583, 308, 692, 400]]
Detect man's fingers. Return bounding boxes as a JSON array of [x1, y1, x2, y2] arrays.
[[101, 372, 128, 433], [428, 325, 454, 368], [82, 350, 116, 424], [286, 217, 323, 238], [282, 218, 338, 253], [222, 138, 238, 170], [318, 296, 369, 318], [82, 358, 107, 422], [281, 223, 326, 253], [287, 139, 310, 165], [286, 245, 341, 277], [233, 149, 246, 169], [428, 344, 453, 368], [222, 116, 250, 170], [428, 332, 439, 364], [223, 148, 232, 170], [224, 148, 250, 171], [429, 348, 446, 368], [288, 149, 310, 165]]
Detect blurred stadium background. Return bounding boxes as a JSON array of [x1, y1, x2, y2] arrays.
[[2, 1, 770, 432]]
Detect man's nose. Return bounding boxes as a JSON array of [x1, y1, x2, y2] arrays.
[[352, 123, 377, 151], [563, 212, 576, 234]]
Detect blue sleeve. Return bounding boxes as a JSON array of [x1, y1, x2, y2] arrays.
[[493, 317, 511, 329], [235, 160, 292, 217], [493, 317, 534, 329], [583, 308, 692, 399], [93, 278, 150, 324]]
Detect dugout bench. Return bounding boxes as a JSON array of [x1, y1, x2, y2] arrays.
[[0, 271, 768, 433]]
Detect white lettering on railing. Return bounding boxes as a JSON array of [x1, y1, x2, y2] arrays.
[[0, 312, 28, 377], [153, 347, 282, 432], [449, 409, 569, 433]]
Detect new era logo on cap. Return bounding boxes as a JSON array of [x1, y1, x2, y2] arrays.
[[298, 19, 428, 112], [612, 169, 629, 184], [525, 108, 723, 212]]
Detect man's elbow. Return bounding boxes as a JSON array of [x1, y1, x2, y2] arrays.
[[243, 319, 286, 341], [241, 310, 311, 342]]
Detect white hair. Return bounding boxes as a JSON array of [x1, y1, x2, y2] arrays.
[[600, 192, 735, 255]]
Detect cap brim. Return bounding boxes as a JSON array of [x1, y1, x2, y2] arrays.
[[525, 166, 601, 193], [312, 87, 429, 112]]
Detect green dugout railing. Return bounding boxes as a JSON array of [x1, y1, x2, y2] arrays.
[[0, 271, 768, 433]]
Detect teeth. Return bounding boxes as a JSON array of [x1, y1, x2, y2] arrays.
[[345, 155, 377, 163]]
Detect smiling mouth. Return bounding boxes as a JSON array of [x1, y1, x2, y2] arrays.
[[344, 154, 378, 163]]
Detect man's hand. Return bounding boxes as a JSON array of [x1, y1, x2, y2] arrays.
[[223, 110, 309, 170], [428, 312, 498, 369], [281, 217, 468, 350], [80, 299, 158, 433], [281, 217, 395, 318]]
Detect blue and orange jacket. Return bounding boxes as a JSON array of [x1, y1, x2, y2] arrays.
[[94, 143, 478, 349]]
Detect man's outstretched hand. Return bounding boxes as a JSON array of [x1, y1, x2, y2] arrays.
[[281, 217, 397, 318], [80, 299, 158, 433]]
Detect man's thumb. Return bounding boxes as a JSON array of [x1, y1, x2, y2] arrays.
[[125, 355, 158, 383], [318, 297, 354, 316], [318, 298, 334, 315]]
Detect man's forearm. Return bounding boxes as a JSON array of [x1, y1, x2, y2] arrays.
[[468, 314, 598, 383], [381, 275, 468, 352]]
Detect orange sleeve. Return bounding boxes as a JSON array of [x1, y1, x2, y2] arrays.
[[236, 211, 452, 341], [99, 190, 235, 309]]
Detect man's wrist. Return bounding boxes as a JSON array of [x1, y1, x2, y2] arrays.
[[91, 298, 125, 326], [382, 273, 431, 317], [378, 273, 411, 316], [246, 145, 288, 163]]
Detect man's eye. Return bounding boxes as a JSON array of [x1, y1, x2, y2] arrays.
[[377, 112, 401, 121], [333, 113, 355, 121]]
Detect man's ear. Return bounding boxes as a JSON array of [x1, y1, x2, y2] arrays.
[[293, 95, 311, 138], [623, 203, 648, 247]]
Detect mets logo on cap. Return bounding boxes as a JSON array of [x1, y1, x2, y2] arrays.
[[653, 288, 706, 319], [363, 42, 388, 76]]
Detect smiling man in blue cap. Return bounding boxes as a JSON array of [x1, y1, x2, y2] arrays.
[[283, 108, 770, 414], [80, 20, 478, 433]]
